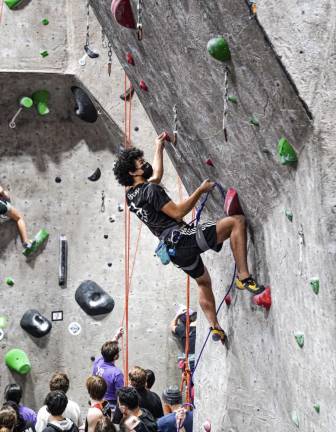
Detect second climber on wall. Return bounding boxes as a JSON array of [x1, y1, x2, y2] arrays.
[[113, 133, 265, 343]]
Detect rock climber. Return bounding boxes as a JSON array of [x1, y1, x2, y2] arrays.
[[0, 185, 34, 254], [113, 133, 265, 342]]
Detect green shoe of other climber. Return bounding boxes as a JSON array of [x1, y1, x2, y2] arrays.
[[4, 0, 23, 9], [23, 229, 49, 256], [32, 90, 50, 116], [5, 348, 31, 375]]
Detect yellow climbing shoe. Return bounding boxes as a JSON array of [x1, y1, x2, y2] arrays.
[[235, 276, 265, 295]]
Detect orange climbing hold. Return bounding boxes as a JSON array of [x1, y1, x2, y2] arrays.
[[253, 287, 272, 309], [111, 0, 136, 29], [224, 187, 243, 216]]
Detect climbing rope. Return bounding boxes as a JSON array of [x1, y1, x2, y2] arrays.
[[223, 66, 229, 142]]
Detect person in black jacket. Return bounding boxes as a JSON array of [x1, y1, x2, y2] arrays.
[[41, 391, 78, 432], [114, 388, 157, 432], [128, 368, 163, 420]]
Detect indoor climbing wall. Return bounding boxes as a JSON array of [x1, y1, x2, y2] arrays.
[[0, 0, 192, 411], [90, 0, 336, 430]]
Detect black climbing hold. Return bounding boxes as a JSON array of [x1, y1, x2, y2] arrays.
[[120, 87, 135, 101], [20, 309, 52, 338], [88, 168, 101, 182], [75, 280, 114, 316], [107, 262, 112, 267], [71, 86, 98, 123], [55, 176, 62, 183], [134, 126, 139, 131], [90, 356, 95, 362], [84, 45, 99, 59], [104, 234, 108, 239]]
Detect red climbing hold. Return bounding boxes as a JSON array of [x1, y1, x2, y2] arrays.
[[162, 131, 171, 142], [139, 80, 148, 91], [224, 188, 244, 216], [225, 294, 232, 306], [253, 287, 272, 309], [126, 52, 135, 65], [111, 0, 136, 29], [205, 158, 214, 167]]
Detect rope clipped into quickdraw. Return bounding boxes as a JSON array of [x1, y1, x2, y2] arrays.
[[223, 66, 229, 142], [194, 182, 226, 225], [172, 104, 178, 145], [136, 0, 143, 40]]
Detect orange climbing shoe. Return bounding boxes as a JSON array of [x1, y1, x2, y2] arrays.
[[235, 276, 265, 295], [210, 327, 227, 344]]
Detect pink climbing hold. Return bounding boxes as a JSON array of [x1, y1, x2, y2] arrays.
[[205, 158, 214, 167], [225, 294, 232, 306], [162, 131, 171, 142], [202, 420, 211, 432], [253, 286, 272, 309], [126, 52, 135, 65], [224, 187, 244, 216], [139, 80, 148, 91], [111, 0, 136, 29]]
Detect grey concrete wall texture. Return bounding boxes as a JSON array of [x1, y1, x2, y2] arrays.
[[90, 1, 336, 431], [0, 0, 195, 414]]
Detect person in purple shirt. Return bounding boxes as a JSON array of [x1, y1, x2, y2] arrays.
[[4, 384, 37, 426], [92, 328, 124, 408]]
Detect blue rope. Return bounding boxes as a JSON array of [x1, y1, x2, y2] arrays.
[[192, 262, 236, 375], [194, 182, 227, 225]]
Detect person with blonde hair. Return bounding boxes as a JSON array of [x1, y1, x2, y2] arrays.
[[85, 377, 111, 432], [0, 406, 17, 432]]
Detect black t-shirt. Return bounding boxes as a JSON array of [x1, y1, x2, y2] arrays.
[[138, 408, 158, 432], [136, 388, 164, 419], [126, 183, 177, 237], [173, 322, 196, 355]]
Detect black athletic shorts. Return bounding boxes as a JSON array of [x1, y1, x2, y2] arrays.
[[0, 200, 10, 216], [170, 221, 223, 279]]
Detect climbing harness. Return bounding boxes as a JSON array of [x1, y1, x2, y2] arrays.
[[79, 1, 99, 66], [101, 191, 106, 213], [136, 0, 143, 40], [223, 67, 229, 141], [172, 104, 178, 145]]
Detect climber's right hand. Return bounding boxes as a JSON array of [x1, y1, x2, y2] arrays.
[[199, 179, 215, 194]]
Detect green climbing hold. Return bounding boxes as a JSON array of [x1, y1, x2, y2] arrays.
[[313, 404, 320, 414], [249, 116, 259, 127], [228, 95, 237, 103], [32, 91, 50, 116], [291, 411, 299, 428], [23, 229, 49, 256], [4, 0, 23, 9], [294, 332, 304, 348], [277, 137, 298, 165], [40, 50, 49, 58], [285, 209, 293, 222], [41, 18, 49, 25], [5, 349, 31, 375], [207, 37, 231, 62], [20, 97, 33, 109], [5, 277, 15, 287], [310, 277, 319, 295], [0, 316, 7, 328]]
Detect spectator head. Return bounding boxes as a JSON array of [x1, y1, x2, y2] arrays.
[[0, 406, 17, 432], [49, 372, 70, 394], [2, 402, 24, 432], [94, 417, 116, 432], [180, 311, 197, 324], [162, 386, 182, 410], [101, 341, 119, 363], [128, 367, 146, 391], [145, 370, 155, 390], [86, 376, 107, 401], [4, 384, 22, 404], [45, 391, 68, 416], [117, 387, 139, 414]]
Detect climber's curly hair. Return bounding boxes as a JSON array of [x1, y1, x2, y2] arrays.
[[113, 147, 144, 186]]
